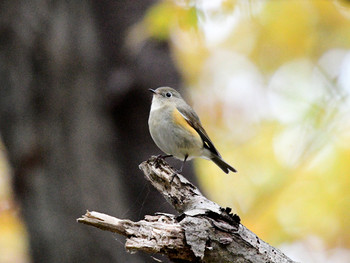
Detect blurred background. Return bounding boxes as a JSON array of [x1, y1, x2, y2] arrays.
[[1, 0, 350, 262]]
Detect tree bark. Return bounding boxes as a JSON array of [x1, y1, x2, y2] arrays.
[[78, 157, 298, 263], [0, 1, 130, 262]]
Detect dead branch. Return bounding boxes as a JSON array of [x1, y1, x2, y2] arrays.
[[77, 156, 298, 263]]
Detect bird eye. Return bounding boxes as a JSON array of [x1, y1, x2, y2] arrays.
[[165, 92, 172, 98]]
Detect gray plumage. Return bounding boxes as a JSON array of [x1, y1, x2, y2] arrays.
[[148, 87, 236, 174]]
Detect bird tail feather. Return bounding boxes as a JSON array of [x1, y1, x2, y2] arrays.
[[211, 155, 237, 174]]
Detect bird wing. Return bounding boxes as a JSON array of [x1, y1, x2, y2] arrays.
[[176, 104, 221, 157]]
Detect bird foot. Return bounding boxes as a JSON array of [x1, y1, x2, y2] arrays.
[[170, 172, 177, 184]]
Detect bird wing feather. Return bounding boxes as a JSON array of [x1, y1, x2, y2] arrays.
[[176, 104, 221, 157]]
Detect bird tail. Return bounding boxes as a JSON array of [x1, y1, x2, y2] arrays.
[[211, 155, 237, 174]]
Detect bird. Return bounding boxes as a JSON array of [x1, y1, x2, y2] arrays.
[[148, 87, 237, 174]]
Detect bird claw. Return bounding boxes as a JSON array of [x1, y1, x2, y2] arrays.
[[170, 172, 177, 184]]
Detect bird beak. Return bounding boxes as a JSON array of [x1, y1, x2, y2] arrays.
[[149, 89, 156, 94]]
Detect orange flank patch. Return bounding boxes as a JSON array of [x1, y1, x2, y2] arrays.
[[173, 108, 201, 140]]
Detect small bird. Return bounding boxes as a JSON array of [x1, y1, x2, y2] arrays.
[[148, 87, 237, 174]]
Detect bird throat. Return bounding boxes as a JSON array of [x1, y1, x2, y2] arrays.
[[150, 97, 164, 112]]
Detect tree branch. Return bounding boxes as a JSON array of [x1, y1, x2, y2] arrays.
[[77, 156, 298, 263]]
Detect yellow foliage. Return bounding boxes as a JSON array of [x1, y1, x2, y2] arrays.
[[144, 2, 175, 41], [0, 209, 29, 263], [196, 113, 350, 247], [0, 143, 29, 263], [248, 0, 350, 71], [144, 2, 199, 41], [179, 9, 350, 245]]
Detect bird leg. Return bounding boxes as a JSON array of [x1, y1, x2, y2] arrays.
[[179, 154, 188, 173], [170, 154, 188, 183]]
